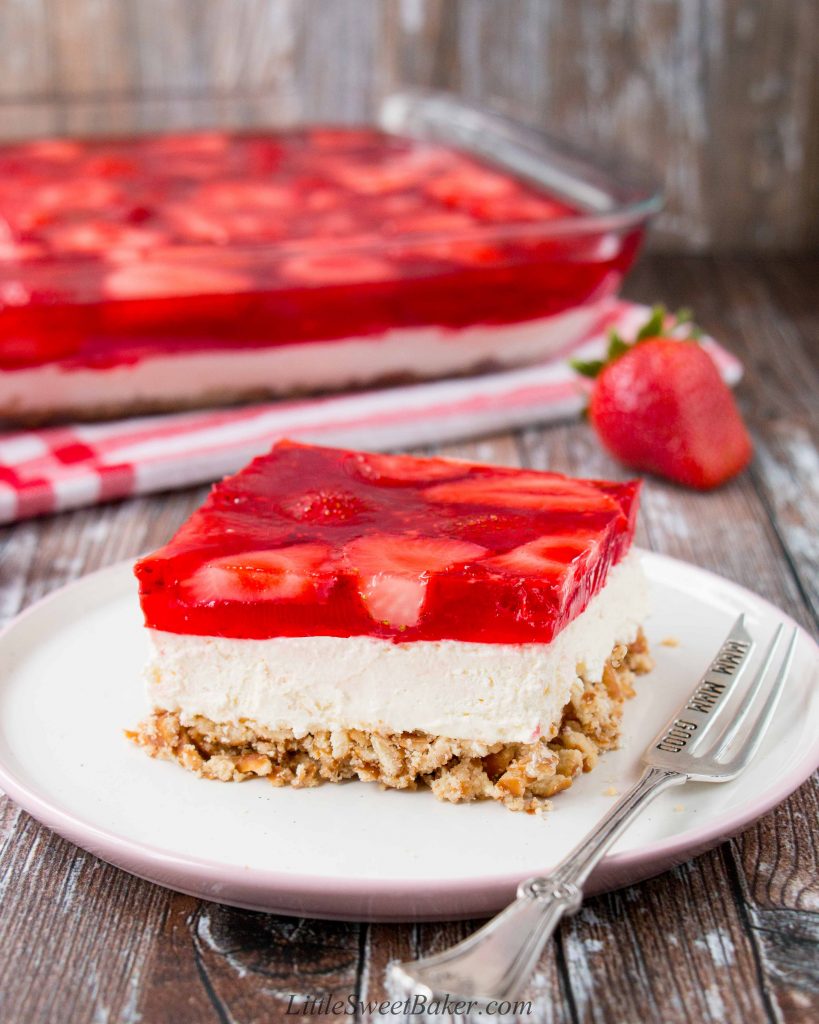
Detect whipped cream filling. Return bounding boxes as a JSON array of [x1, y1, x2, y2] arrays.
[[144, 550, 648, 745], [1, 303, 606, 416]]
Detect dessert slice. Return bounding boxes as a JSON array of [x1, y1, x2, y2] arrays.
[[132, 441, 652, 810]]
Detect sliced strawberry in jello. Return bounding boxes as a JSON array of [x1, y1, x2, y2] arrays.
[[183, 543, 331, 604], [104, 262, 251, 300], [280, 489, 369, 524], [343, 535, 486, 628], [396, 232, 505, 268], [483, 532, 599, 575], [46, 221, 166, 255], [481, 532, 608, 605], [19, 180, 123, 228], [0, 240, 46, 262], [197, 181, 292, 210], [351, 451, 467, 485], [479, 194, 571, 223], [163, 203, 234, 244], [328, 151, 443, 194], [279, 252, 393, 285], [164, 202, 286, 245], [426, 166, 517, 216], [424, 472, 619, 513]]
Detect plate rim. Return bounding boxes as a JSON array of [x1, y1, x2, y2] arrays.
[[0, 550, 817, 920]]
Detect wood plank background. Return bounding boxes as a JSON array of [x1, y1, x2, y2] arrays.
[[0, 255, 817, 1022], [1, 0, 818, 253]]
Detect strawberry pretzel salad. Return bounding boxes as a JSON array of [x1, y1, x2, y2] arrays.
[[0, 121, 647, 423], [131, 441, 653, 812]]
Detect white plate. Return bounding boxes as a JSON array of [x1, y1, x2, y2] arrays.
[[0, 552, 816, 921]]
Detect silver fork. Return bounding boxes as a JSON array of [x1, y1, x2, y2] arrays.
[[390, 614, 799, 1008]]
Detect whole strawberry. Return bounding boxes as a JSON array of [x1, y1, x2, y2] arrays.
[[573, 308, 753, 490]]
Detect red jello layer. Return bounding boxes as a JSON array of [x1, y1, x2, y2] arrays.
[[0, 129, 643, 371], [135, 441, 641, 644]]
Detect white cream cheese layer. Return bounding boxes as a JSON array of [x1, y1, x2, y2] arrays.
[[144, 551, 648, 745], [1, 303, 605, 417]]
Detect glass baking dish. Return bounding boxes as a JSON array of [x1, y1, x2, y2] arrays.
[[0, 91, 661, 423]]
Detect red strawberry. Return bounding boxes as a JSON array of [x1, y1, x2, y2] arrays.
[[183, 543, 331, 603], [343, 535, 485, 628], [197, 181, 291, 210], [46, 221, 166, 255], [329, 152, 443, 195], [29, 179, 122, 215], [383, 212, 506, 267], [165, 201, 286, 244], [0, 239, 46, 262], [279, 252, 393, 285], [427, 167, 516, 216], [351, 451, 468, 485], [484, 532, 597, 575], [164, 203, 231, 243], [104, 261, 250, 300], [483, 543, 568, 579], [482, 534, 601, 600], [408, 238, 505, 268], [424, 472, 618, 513], [485, 194, 569, 222], [280, 489, 367, 524], [574, 307, 753, 489]]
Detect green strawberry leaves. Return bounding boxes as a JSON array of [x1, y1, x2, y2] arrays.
[[606, 334, 630, 360], [635, 305, 666, 342], [570, 305, 701, 380], [570, 358, 606, 379]]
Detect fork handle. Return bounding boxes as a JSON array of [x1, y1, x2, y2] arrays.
[[393, 767, 684, 1004]]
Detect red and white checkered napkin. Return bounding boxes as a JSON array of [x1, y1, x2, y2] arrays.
[[0, 302, 742, 524]]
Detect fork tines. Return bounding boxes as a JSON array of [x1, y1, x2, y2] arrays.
[[647, 615, 799, 781]]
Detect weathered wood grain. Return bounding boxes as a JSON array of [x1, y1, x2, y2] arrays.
[[0, 0, 817, 251], [188, 905, 363, 1022], [0, 818, 169, 1024], [0, 257, 817, 1023], [737, 776, 819, 1024], [558, 856, 776, 1024], [0, 0, 52, 100]]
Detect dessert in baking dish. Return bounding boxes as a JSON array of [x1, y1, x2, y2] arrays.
[[0, 126, 646, 422], [131, 441, 652, 811]]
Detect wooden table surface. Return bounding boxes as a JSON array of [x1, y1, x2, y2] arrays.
[[0, 254, 816, 1024]]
